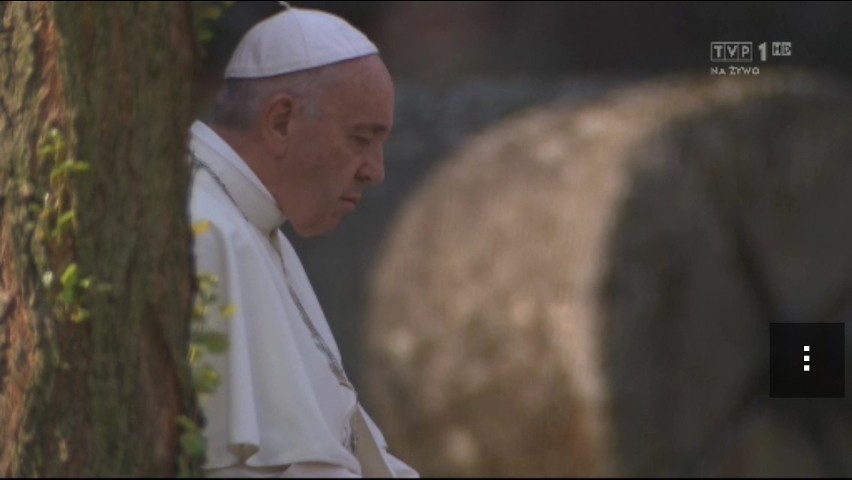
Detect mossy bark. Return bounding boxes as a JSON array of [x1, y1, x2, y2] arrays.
[[0, 2, 198, 476]]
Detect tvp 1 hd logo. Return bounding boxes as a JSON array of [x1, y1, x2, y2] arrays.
[[770, 322, 845, 398], [709, 41, 792, 76], [711, 42, 753, 62]]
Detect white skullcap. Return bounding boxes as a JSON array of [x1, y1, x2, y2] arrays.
[[224, 6, 379, 79]]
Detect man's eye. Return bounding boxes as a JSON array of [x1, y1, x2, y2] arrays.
[[352, 136, 371, 147]]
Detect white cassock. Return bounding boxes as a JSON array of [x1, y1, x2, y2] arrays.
[[187, 121, 418, 478]]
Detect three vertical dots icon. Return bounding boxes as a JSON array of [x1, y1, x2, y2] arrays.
[[769, 323, 844, 398], [804, 345, 810, 372]]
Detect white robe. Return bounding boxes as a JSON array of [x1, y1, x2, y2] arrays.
[[187, 121, 417, 477]]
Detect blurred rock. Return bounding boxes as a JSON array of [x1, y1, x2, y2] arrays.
[[364, 70, 852, 477]]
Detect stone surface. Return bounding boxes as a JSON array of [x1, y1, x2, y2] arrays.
[[363, 70, 852, 476]]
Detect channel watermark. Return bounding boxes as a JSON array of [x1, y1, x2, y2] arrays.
[[709, 41, 792, 76]]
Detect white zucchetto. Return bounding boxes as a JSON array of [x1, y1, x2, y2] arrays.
[[224, 6, 379, 79]]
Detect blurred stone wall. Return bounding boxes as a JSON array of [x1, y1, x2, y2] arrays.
[[363, 70, 852, 476]]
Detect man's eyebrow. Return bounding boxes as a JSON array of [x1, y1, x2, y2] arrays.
[[353, 123, 391, 135]]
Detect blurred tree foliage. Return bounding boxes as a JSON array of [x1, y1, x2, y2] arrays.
[[193, 1, 233, 58]]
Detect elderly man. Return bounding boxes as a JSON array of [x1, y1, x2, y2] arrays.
[[188, 6, 417, 478]]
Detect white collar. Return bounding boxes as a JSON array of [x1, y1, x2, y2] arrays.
[[189, 121, 287, 234]]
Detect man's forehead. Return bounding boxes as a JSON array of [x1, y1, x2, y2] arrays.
[[325, 59, 394, 105]]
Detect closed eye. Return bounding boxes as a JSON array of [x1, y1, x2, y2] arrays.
[[351, 135, 372, 148]]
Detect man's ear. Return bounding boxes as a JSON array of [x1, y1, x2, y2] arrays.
[[262, 93, 295, 156]]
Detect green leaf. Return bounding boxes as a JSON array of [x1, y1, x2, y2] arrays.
[[50, 161, 91, 184], [60, 264, 79, 288], [175, 415, 200, 433], [67, 161, 91, 174], [198, 332, 228, 353], [197, 273, 219, 292], [70, 308, 89, 324], [193, 364, 221, 394], [39, 145, 56, 159], [220, 303, 237, 320], [62, 284, 77, 306], [192, 303, 208, 321], [198, 29, 214, 43], [179, 431, 206, 457], [49, 163, 72, 184], [57, 211, 75, 234]]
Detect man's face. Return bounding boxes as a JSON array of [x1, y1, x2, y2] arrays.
[[274, 56, 395, 237]]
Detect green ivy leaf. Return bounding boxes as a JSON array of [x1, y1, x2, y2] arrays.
[[56, 211, 75, 235], [175, 415, 200, 433], [220, 303, 237, 320], [193, 1, 234, 57], [50, 161, 91, 184], [60, 264, 79, 288], [198, 29, 214, 43], [67, 161, 91, 174], [39, 144, 56, 159], [198, 332, 228, 353], [70, 308, 89, 324], [62, 284, 77, 306], [197, 273, 219, 292], [193, 364, 221, 394], [192, 303, 208, 321], [179, 431, 207, 457]]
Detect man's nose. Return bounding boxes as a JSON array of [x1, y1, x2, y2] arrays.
[[357, 149, 385, 186]]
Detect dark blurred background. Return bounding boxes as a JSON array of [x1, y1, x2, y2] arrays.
[[199, 1, 852, 85]]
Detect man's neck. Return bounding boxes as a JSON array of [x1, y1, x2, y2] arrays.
[[211, 124, 270, 188], [209, 122, 288, 219]]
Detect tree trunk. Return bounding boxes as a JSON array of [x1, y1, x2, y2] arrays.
[[0, 2, 198, 476]]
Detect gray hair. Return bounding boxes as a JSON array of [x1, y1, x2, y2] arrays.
[[211, 64, 342, 131]]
